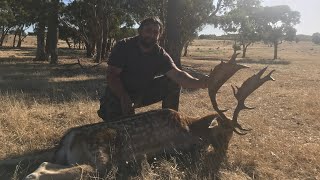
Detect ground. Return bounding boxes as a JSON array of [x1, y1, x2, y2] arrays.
[[0, 36, 319, 179]]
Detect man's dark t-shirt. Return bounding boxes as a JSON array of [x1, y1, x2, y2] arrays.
[[107, 36, 176, 98]]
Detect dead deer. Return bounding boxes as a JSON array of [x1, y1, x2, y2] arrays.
[[19, 54, 274, 179]]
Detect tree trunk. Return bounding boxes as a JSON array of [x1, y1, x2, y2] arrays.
[[0, 26, 10, 47], [0, 26, 4, 46], [95, 36, 102, 63], [183, 41, 190, 57], [12, 28, 19, 48], [34, 21, 47, 61], [17, 25, 25, 48], [159, 0, 167, 47], [47, 0, 59, 64], [17, 35, 22, 48], [101, 37, 107, 60], [101, 18, 108, 60], [164, 0, 184, 111], [85, 39, 95, 58], [94, 1, 104, 63], [73, 38, 76, 49], [45, 32, 50, 58], [242, 43, 251, 58], [66, 39, 71, 49], [273, 42, 278, 60]]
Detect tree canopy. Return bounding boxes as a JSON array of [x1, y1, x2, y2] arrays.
[[0, 0, 301, 62], [312, 33, 320, 45], [255, 5, 300, 59], [219, 0, 262, 57]]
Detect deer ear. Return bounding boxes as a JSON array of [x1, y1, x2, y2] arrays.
[[209, 117, 219, 128]]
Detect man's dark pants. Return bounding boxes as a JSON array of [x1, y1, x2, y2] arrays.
[[97, 76, 180, 122]]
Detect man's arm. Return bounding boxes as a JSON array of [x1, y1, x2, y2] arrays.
[[106, 65, 134, 115], [165, 66, 208, 89]]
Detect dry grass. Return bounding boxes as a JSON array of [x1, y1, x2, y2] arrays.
[[0, 38, 319, 179]]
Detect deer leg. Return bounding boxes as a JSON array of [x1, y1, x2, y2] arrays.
[[24, 162, 94, 180]]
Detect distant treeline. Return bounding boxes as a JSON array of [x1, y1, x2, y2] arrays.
[[198, 34, 236, 40], [199, 34, 312, 42], [296, 34, 312, 41]]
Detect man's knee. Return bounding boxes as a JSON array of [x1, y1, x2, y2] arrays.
[[98, 88, 123, 122]]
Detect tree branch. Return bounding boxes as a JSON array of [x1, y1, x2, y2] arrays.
[[209, 0, 223, 18]]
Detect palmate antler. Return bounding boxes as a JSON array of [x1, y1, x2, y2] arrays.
[[208, 53, 275, 135], [208, 53, 248, 123], [231, 67, 275, 135]]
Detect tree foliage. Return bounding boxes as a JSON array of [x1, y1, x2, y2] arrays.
[[312, 32, 320, 45], [219, 0, 262, 58], [1, 0, 302, 63], [60, 0, 135, 61], [255, 5, 300, 59], [0, 0, 33, 47]]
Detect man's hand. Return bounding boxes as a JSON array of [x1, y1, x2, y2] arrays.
[[120, 95, 134, 116], [166, 67, 209, 89]]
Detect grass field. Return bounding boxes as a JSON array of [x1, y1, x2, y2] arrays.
[[0, 36, 319, 179]]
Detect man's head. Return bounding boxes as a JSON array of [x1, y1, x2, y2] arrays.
[[138, 17, 163, 48]]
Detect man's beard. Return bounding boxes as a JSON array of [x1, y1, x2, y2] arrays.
[[139, 36, 157, 48]]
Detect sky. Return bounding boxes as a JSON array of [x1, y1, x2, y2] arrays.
[[200, 0, 320, 35]]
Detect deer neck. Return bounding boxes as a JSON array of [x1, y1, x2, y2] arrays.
[[188, 114, 216, 139]]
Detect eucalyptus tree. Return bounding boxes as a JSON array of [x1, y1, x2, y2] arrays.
[[165, 0, 235, 110], [0, 0, 15, 46], [61, 0, 134, 61], [8, 0, 33, 48], [47, 0, 60, 64], [31, 0, 50, 61]]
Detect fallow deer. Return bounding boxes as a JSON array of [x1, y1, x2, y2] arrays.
[[20, 54, 274, 179]]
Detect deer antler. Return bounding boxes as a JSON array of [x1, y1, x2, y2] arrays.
[[231, 67, 275, 135], [208, 53, 248, 124]]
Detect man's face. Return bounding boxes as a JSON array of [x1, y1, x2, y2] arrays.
[[139, 23, 161, 48]]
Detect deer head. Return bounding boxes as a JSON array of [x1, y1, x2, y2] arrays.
[[206, 53, 275, 151]]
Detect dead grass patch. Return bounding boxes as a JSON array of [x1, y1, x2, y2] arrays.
[[0, 40, 319, 179]]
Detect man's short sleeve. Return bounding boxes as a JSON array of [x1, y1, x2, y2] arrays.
[[107, 41, 126, 68], [159, 49, 176, 74]]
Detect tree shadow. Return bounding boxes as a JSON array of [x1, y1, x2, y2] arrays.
[[237, 58, 290, 65], [191, 56, 291, 65], [0, 47, 89, 61], [0, 56, 106, 103], [58, 48, 85, 57]]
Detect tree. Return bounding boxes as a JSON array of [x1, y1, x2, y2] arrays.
[[47, 0, 60, 64], [0, 0, 34, 48], [32, 0, 49, 61], [164, 0, 234, 110], [10, 0, 33, 48], [164, 0, 183, 110], [183, 34, 196, 57], [62, 1, 93, 57], [61, 0, 134, 60], [312, 32, 320, 45], [256, 5, 300, 59], [220, 0, 262, 58], [0, 0, 15, 46]]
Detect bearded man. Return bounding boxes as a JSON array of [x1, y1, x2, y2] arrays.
[[98, 17, 208, 121]]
